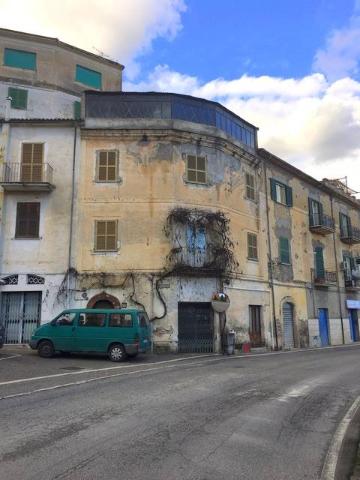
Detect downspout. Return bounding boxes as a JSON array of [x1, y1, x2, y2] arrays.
[[263, 159, 279, 350], [67, 124, 77, 308], [330, 195, 345, 344]]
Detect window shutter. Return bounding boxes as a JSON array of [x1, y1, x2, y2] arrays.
[[315, 247, 325, 278], [73, 101, 81, 120], [279, 237, 290, 264], [15, 203, 40, 238], [318, 201, 324, 223], [270, 178, 277, 201], [285, 185, 293, 207]]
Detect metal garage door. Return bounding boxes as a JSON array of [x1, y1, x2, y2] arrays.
[[178, 302, 214, 353], [1, 292, 41, 344], [283, 302, 294, 349]]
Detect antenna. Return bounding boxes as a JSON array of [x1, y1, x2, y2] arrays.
[[92, 46, 114, 61]]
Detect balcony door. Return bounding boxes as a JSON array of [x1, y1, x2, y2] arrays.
[[21, 143, 43, 182]]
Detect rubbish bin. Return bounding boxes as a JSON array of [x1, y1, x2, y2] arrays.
[[225, 330, 236, 355]]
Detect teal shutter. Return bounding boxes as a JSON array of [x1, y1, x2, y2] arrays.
[[308, 198, 314, 226], [315, 247, 325, 278], [279, 237, 290, 264], [8, 87, 28, 109], [75, 65, 102, 89], [270, 178, 277, 201], [73, 101, 81, 120], [285, 185, 293, 207], [318, 201, 324, 223], [4, 48, 36, 70]]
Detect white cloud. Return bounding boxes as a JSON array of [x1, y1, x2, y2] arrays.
[[124, 65, 360, 192], [0, 0, 186, 78], [313, 12, 360, 81]]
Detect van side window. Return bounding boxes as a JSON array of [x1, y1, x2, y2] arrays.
[[109, 313, 133, 327], [56, 313, 76, 326], [139, 314, 148, 328], [79, 313, 106, 327]]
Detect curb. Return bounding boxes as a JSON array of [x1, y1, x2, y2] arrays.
[[321, 396, 360, 480]]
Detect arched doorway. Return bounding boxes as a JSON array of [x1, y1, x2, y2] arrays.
[[87, 292, 120, 309], [283, 302, 295, 349]]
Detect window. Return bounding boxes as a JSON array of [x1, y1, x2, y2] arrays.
[[279, 237, 291, 264], [314, 246, 325, 279], [8, 87, 28, 110], [186, 225, 206, 252], [55, 313, 76, 326], [73, 101, 81, 120], [75, 65, 102, 89], [343, 253, 353, 283], [247, 233, 258, 260], [186, 155, 207, 184], [270, 178, 293, 207], [309, 199, 322, 226], [340, 213, 351, 237], [96, 151, 118, 182], [95, 220, 118, 251], [4, 48, 36, 70], [15, 202, 40, 238], [21, 143, 44, 182], [245, 173, 256, 201], [109, 313, 133, 327], [79, 313, 106, 327]]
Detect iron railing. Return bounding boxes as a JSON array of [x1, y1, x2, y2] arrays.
[[340, 225, 360, 244], [309, 213, 335, 231], [311, 269, 337, 285], [0, 163, 54, 184]]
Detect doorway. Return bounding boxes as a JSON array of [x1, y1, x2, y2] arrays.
[[1, 292, 41, 344], [178, 302, 214, 353], [349, 309, 359, 342], [318, 308, 330, 346], [283, 302, 295, 349], [249, 305, 263, 347]]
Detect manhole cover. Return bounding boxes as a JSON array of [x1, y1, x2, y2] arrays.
[[60, 366, 85, 371]]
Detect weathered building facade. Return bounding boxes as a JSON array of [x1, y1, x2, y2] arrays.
[[0, 29, 123, 344]]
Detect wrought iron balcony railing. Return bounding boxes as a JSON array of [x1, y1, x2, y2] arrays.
[[340, 226, 360, 244], [311, 269, 337, 286], [0, 163, 55, 191], [309, 213, 335, 235]]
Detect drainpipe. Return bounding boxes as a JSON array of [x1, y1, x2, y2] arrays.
[[67, 125, 77, 308], [263, 159, 279, 350], [330, 195, 345, 344]]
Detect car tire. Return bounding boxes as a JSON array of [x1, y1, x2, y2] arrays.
[[38, 340, 55, 358], [108, 344, 126, 362]]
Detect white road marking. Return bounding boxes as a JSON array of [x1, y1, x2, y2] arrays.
[[320, 395, 360, 480], [0, 354, 21, 361], [0, 360, 208, 400]]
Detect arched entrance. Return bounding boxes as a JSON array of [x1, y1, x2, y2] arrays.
[[283, 302, 295, 349], [87, 292, 120, 309]]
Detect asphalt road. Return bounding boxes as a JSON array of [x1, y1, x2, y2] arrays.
[[0, 345, 360, 480]]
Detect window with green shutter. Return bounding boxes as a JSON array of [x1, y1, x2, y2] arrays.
[[8, 87, 28, 110], [4, 48, 36, 70], [279, 237, 291, 264], [75, 65, 102, 89], [314, 247, 325, 279], [73, 101, 81, 120], [270, 178, 293, 207]]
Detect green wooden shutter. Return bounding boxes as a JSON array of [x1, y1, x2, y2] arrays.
[[286, 185, 293, 207], [75, 65, 102, 89], [318, 201, 324, 223], [279, 237, 290, 264], [4, 48, 36, 70], [308, 198, 314, 226], [270, 178, 277, 201], [315, 247, 325, 279], [8, 87, 28, 109], [73, 101, 81, 120]]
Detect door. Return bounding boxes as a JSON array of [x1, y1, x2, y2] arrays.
[[349, 309, 360, 342], [178, 302, 214, 353], [1, 292, 41, 344], [283, 302, 295, 349], [138, 312, 151, 351], [249, 305, 263, 347], [318, 308, 330, 346], [51, 312, 77, 351], [76, 312, 107, 352]]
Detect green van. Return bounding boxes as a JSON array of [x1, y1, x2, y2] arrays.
[[30, 308, 151, 361]]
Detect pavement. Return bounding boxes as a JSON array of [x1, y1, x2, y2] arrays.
[[1, 344, 360, 479]]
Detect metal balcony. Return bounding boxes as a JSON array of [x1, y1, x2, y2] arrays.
[[309, 213, 335, 235], [340, 226, 360, 244], [0, 163, 55, 192], [311, 269, 337, 287]]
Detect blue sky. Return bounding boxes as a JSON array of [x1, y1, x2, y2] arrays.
[[1, 0, 360, 189], [137, 0, 357, 83]]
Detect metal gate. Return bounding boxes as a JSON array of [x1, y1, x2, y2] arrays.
[[349, 309, 359, 342], [1, 292, 41, 344], [283, 302, 294, 349], [178, 302, 214, 353]]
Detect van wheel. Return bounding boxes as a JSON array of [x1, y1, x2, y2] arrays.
[[38, 340, 55, 358], [108, 344, 126, 362]]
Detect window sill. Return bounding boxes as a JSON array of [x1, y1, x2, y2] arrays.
[[279, 262, 291, 266], [74, 80, 101, 91], [184, 179, 209, 187], [94, 179, 122, 184], [13, 236, 41, 240], [247, 257, 259, 262], [92, 250, 119, 255], [273, 200, 291, 207]]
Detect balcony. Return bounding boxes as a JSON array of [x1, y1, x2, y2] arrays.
[[0, 163, 55, 192], [344, 270, 360, 291], [309, 213, 335, 235], [311, 269, 337, 287], [340, 226, 360, 244]]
